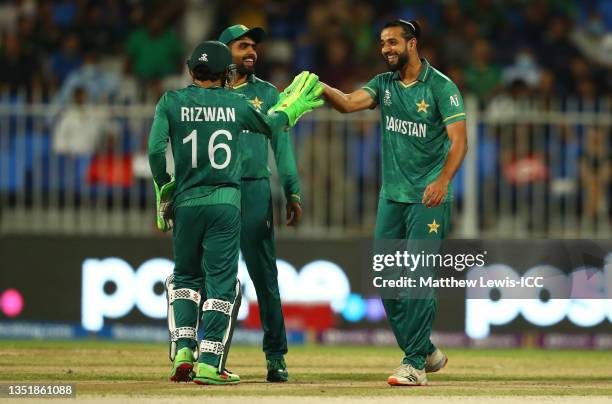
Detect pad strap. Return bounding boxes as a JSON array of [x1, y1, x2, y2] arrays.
[[202, 298, 232, 315], [200, 340, 224, 356], [169, 288, 201, 305], [170, 326, 197, 342]]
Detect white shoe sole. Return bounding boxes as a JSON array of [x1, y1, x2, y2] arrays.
[[387, 376, 428, 386]]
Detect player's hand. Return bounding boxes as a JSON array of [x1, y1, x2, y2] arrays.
[[154, 178, 176, 232], [286, 200, 303, 226], [269, 72, 325, 126], [279, 71, 310, 99], [422, 177, 448, 208]]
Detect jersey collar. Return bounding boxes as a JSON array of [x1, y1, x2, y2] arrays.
[[392, 58, 431, 83], [233, 74, 258, 89], [189, 83, 223, 90]]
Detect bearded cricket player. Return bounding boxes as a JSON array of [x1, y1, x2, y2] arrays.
[[321, 19, 468, 386], [218, 24, 302, 382], [147, 41, 323, 385]]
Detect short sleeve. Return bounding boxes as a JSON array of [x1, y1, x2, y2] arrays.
[[361, 75, 380, 104], [434, 79, 466, 126]]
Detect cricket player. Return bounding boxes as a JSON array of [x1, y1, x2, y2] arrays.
[[148, 41, 323, 385], [218, 24, 300, 382], [321, 20, 467, 386]]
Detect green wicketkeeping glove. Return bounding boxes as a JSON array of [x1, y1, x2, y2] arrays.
[[269, 71, 325, 127], [277, 71, 310, 100], [154, 177, 176, 232]]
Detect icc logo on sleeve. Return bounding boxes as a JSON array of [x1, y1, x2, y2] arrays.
[[383, 90, 392, 106]]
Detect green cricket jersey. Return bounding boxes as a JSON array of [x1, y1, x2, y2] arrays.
[[232, 74, 300, 199], [362, 58, 466, 203], [148, 84, 288, 209]]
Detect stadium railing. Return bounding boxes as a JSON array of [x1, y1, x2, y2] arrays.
[[0, 95, 610, 238]]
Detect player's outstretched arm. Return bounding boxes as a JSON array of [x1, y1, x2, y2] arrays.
[[321, 83, 375, 113]]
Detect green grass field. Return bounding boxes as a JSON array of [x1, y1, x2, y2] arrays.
[[0, 340, 611, 399]]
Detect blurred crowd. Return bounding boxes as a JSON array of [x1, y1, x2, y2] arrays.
[[0, 0, 611, 104], [0, 0, 610, 233]]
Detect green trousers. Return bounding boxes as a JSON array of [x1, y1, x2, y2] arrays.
[[240, 178, 287, 360], [172, 203, 241, 367], [375, 198, 451, 369]]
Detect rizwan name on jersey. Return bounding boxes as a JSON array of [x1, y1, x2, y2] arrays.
[[180, 107, 236, 122], [385, 116, 427, 138]]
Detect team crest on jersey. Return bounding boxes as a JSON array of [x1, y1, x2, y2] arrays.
[[198, 53, 208, 62], [250, 97, 264, 110], [383, 89, 392, 106], [416, 99, 429, 113]]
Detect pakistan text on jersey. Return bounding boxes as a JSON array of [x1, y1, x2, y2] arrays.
[[180, 107, 236, 122], [385, 116, 427, 138]]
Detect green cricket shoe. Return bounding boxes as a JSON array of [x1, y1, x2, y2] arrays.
[[169, 347, 194, 382], [266, 358, 288, 382], [193, 363, 240, 385]]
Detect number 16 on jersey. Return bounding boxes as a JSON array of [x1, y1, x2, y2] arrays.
[[183, 129, 233, 169]]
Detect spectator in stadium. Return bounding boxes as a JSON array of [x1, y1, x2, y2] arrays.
[[535, 68, 557, 102], [502, 48, 541, 88], [48, 34, 82, 86], [74, 3, 116, 54], [52, 87, 111, 157], [344, 1, 375, 60], [464, 39, 502, 100], [54, 50, 119, 106], [580, 127, 610, 222], [15, 13, 37, 55], [317, 37, 355, 93], [125, 13, 184, 99], [439, 7, 472, 67], [32, 0, 62, 55], [542, 16, 579, 63], [0, 32, 41, 99], [571, 10, 612, 66]]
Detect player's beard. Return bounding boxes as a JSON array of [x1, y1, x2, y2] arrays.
[[385, 49, 409, 72], [237, 55, 256, 76]]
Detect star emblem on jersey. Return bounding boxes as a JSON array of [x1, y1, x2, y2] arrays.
[[250, 97, 264, 110], [416, 99, 429, 113], [427, 219, 440, 234]]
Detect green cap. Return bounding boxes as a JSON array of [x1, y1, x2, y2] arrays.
[[218, 24, 266, 45], [187, 41, 232, 72]]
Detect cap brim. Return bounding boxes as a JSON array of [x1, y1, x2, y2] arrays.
[[238, 27, 266, 43]]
